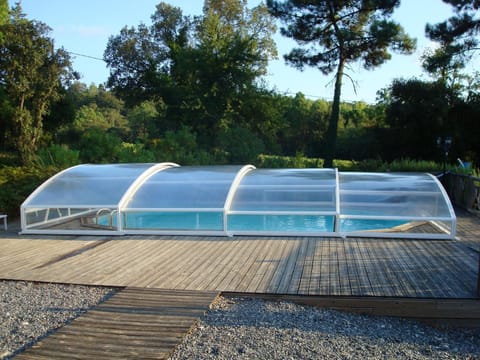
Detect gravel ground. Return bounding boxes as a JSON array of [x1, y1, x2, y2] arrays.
[[170, 297, 480, 360], [1, 281, 479, 360], [0, 280, 115, 359]]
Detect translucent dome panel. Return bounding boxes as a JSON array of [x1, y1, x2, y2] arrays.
[[339, 172, 452, 218], [25, 164, 156, 207], [20, 164, 456, 239], [125, 165, 246, 209], [230, 168, 337, 212]]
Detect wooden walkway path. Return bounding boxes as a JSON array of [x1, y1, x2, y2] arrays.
[[15, 288, 218, 360]]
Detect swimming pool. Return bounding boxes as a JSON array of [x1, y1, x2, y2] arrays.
[[100, 211, 407, 233]]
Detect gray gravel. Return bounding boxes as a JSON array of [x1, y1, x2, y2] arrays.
[[0, 280, 115, 359], [170, 297, 480, 360], [1, 281, 479, 359]]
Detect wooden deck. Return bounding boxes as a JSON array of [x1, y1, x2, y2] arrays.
[[0, 212, 478, 299], [15, 288, 218, 360], [2, 212, 480, 358]]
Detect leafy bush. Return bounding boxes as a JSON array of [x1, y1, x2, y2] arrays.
[[152, 126, 214, 165], [0, 166, 59, 217], [256, 154, 323, 168], [219, 126, 265, 164], [34, 144, 80, 168], [0, 152, 19, 167], [377, 158, 443, 172], [256, 154, 444, 172], [78, 128, 122, 163], [116, 142, 156, 163]]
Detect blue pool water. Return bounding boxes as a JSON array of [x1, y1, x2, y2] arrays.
[[101, 211, 406, 233]]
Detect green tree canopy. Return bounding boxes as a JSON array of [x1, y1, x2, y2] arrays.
[[424, 1, 479, 81], [104, 3, 192, 106], [0, 0, 7, 43], [174, 0, 277, 146], [0, 4, 75, 164], [426, 0, 479, 52], [105, 0, 277, 154], [267, 0, 416, 167]]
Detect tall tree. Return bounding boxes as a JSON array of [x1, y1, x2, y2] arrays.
[[0, 4, 74, 164], [424, 1, 479, 89], [177, 0, 277, 145], [267, 0, 415, 167], [104, 3, 192, 106], [426, 0, 479, 61], [0, 0, 7, 42], [105, 1, 277, 151]]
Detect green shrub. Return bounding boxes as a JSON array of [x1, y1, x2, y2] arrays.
[[332, 159, 358, 171], [219, 126, 265, 164], [152, 126, 215, 165], [0, 166, 59, 217], [116, 142, 156, 163], [256, 154, 323, 168], [378, 158, 443, 172], [0, 152, 19, 167], [34, 144, 80, 168], [256, 155, 445, 173], [78, 128, 122, 163]]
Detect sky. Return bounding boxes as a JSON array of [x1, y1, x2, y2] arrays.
[[8, 0, 478, 103]]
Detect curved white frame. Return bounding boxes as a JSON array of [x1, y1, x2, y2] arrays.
[[20, 163, 179, 235], [223, 164, 256, 236], [117, 162, 179, 232], [20, 165, 456, 239]]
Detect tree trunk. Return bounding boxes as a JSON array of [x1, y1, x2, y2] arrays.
[[323, 59, 345, 168]]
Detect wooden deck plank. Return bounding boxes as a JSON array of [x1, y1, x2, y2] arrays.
[[228, 237, 275, 292], [418, 241, 467, 297], [133, 239, 207, 288], [187, 239, 249, 289], [403, 240, 451, 298], [104, 238, 175, 286], [252, 238, 287, 293], [341, 239, 361, 296], [174, 239, 232, 290], [126, 239, 188, 287], [374, 240, 408, 297], [143, 241, 204, 289], [360, 239, 395, 296], [346, 239, 371, 296], [383, 240, 423, 298], [288, 237, 310, 294], [244, 239, 277, 292], [329, 238, 342, 295], [297, 238, 315, 294], [195, 239, 252, 291], [275, 239, 302, 294], [162, 239, 224, 290], [337, 238, 353, 296], [420, 241, 477, 296], [309, 239, 326, 295], [318, 239, 331, 294], [351, 238, 375, 296]]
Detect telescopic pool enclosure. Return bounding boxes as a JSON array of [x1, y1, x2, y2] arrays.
[[20, 163, 456, 239]]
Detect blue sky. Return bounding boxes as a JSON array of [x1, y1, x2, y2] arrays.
[[9, 0, 478, 103]]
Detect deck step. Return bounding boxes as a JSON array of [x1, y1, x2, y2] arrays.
[[224, 292, 480, 328]]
